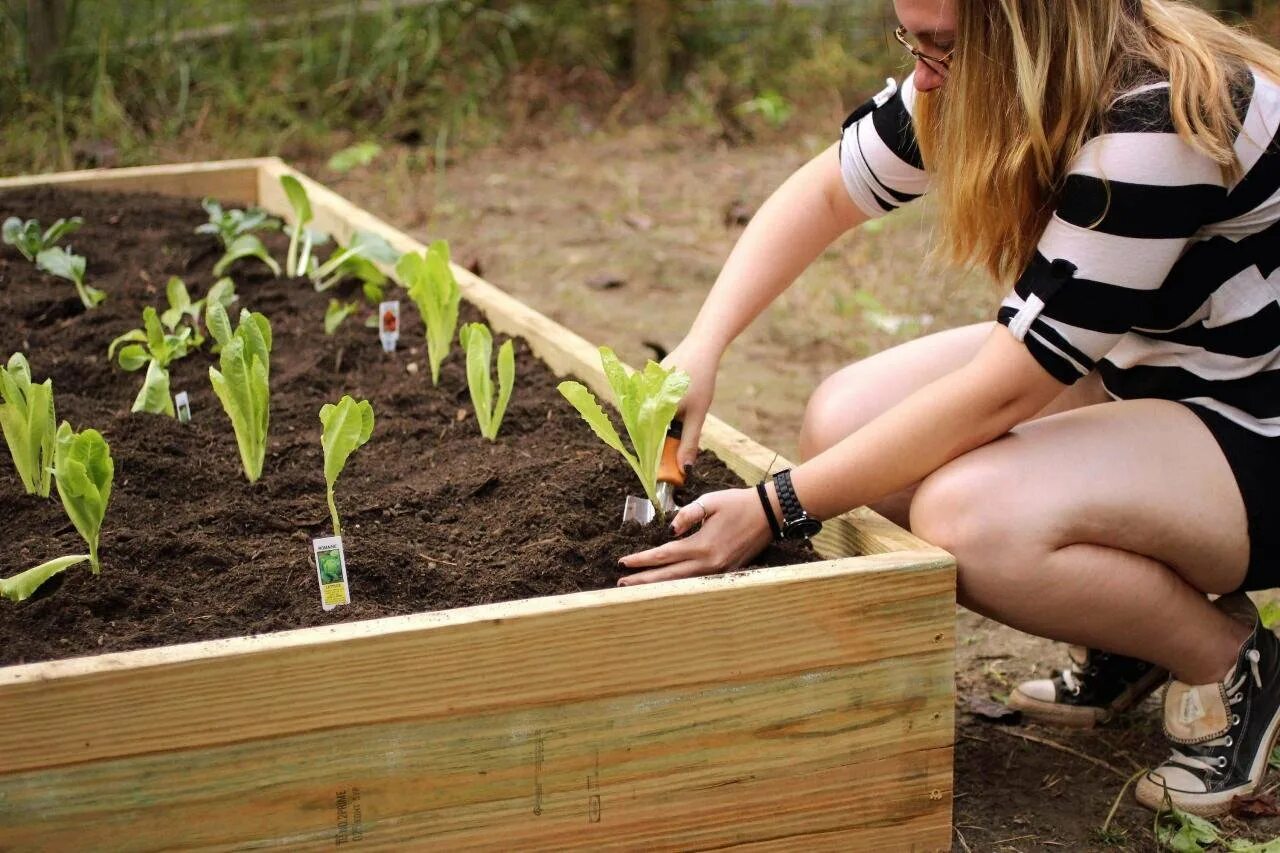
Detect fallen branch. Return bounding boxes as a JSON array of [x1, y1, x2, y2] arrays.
[[991, 727, 1130, 780]]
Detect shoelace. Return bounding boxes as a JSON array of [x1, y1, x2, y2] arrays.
[[1164, 650, 1262, 777]]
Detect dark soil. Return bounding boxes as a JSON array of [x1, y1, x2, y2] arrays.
[[0, 186, 816, 667]]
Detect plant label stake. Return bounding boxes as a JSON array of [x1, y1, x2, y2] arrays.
[[622, 421, 685, 525], [313, 535, 351, 610], [379, 300, 400, 353], [174, 391, 192, 424]]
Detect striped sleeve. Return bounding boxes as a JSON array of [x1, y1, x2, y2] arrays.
[[839, 77, 930, 217], [997, 86, 1230, 384]]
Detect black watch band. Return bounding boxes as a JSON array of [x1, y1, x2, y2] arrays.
[[772, 469, 822, 540], [755, 482, 782, 540]]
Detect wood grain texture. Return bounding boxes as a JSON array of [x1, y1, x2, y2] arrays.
[[0, 161, 956, 851]]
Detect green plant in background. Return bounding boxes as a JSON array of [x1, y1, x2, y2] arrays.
[[397, 240, 460, 386], [324, 299, 359, 335], [319, 395, 374, 537], [281, 174, 318, 278], [35, 245, 105, 309], [207, 302, 272, 483], [557, 347, 689, 519], [310, 230, 399, 294], [734, 90, 792, 128], [107, 306, 197, 416], [328, 142, 382, 173], [2, 216, 82, 262], [53, 421, 113, 575], [159, 275, 238, 349], [0, 555, 91, 603], [212, 233, 281, 278], [459, 322, 514, 441], [195, 198, 279, 248], [0, 352, 56, 498]]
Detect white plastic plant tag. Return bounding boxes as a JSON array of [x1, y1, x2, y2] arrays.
[[379, 300, 400, 353], [175, 391, 192, 424], [313, 535, 351, 610]]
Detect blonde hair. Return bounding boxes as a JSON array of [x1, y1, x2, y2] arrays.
[[913, 0, 1280, 285]]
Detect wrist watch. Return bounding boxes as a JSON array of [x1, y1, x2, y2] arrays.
[[772, 469, 823, 540]]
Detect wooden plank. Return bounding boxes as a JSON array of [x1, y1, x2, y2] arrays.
[[0, 550, 952, 774], [0, 159, 271, 205], [0, 639, 952, 850]]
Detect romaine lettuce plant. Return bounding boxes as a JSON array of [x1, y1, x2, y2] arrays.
[[107, 306, 195, 416], [3, 216, 82, 262], [1, 555, 90, 602], [310, 230, 398, 293], [459, 323, 514, 441], [195, 198, 278, 248], [397, 240, 459, 385], [53, 421, 113, 575], [36, 246, 105, 308], [0, 352, 56, 497], [207, 303, 272, 482], [324, 299, 359, 335], [558, 347, 689, 519], [281, 174, 319, 278], [159, 275, 238, 349], [319, 395, 374, 537], [212, 233, 281, 278]]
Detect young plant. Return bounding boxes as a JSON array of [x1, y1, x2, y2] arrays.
[[53, 421, 113, 575], [281, 174, 318, 278], [159, 275, 238, 348], [2, 216, 82, 262], [0, 352, 56, 497], [319, 395, 374, 537], [212, 233, 281, 278], [397, 240, 460, 385], [1, 555, 90, 602], [324, 299, 359, 335], [195, 198, 278, 249], [207, 302, 272, 482], [459, 323, 514, 441], [36, 246, 105, 308], [557, 347, 689, 519], [107, 306, 195, 416], [310, 230, 398, 293]]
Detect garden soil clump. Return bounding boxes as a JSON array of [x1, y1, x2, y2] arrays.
[[0, 186, 816, 667]]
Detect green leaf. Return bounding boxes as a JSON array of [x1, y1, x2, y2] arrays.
[[208, 306, 272, 482], [0, 352, 56, 497], [53, 422, 113, 574], [280, 175, 314, 226], [398, 241, 460, 386], [1, 217, 28, 259], [327, 142, 383, 173], [460, 323, 516, 441], [0, 555, 90, 602], [36, 246, 100, 307], [324, 299, 358, 335], [213, 234, 281, 278], [131, 360, 175, 416], [557, 380, 640, 480], [319, 396, 375, 536], [41, 217, 83, 247], [116, 344, 150, 372], [160, 276, 194, 331], [281, 175, 314, 277], [1259, 599, 1280, 631]]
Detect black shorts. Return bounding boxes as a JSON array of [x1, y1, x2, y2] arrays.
[[1185, 403, 1280, 592]]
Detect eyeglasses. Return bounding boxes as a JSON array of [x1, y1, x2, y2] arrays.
[[894, 25, 954, 74]]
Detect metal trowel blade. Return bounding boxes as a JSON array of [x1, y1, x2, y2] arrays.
[[622, 494, 656, 525]]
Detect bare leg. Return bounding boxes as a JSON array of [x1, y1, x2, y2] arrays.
[[798, 322, 1108, 529], [908, 399, 1250, 684]]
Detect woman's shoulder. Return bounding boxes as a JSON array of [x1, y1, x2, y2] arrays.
[[1102, 64, 1258, 137]]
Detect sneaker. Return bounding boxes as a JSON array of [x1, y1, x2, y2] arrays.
[[1135, 593, 1280, 817], [1007, 645, 1168, 728]]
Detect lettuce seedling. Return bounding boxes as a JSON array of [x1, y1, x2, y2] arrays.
[[558, 347, 689, 519], [53, 421, 113, 575], [324, 299, 359, 335], [36, 245, 105, 309], [3, 216, 82, 262], [310, 230, 398, 293], [281, 174, 320, 278], [107, 306, 195, 416], [319, 395, 374, 537], [459, 323, 514, 441], [212, 233, 281, 278], [0, 352, 56, 497], [195, 198, 279, 249], [1, 555, 90, 602], [207, 303, 272, 482], [158, 275, 238, 349], [397, 240, 460, 385]]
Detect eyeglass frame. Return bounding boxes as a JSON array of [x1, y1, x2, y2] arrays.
[[894, 25, 954, 73]]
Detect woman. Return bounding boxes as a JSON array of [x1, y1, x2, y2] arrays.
[[618, 0, 1280, 817]]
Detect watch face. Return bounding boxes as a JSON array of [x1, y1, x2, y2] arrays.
[[785, 518, 823, 539]]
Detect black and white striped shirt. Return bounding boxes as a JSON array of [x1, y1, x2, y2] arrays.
[[840, 70, 1280, 437]]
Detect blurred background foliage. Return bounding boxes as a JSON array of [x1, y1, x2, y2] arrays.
[[0, 0, 1275, 174]]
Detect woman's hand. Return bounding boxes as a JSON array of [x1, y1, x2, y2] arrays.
[[661, 339, 721, 470], [617, 487, 773, 586]]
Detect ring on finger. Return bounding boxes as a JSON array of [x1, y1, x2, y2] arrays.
[[692, 498, 708, 523]]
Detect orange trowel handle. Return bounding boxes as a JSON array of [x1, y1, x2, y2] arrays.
[[658, 420, 685, 487]]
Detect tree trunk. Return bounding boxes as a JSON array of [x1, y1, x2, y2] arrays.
[[634, 0, 672, 95], [26, 0, 65, 90]]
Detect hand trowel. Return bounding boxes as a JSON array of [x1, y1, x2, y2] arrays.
[[622, 420, 685, 525]]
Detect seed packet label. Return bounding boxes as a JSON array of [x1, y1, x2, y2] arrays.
[[175, 391, 192, 424], [313, 535, 351, 610], [379, 300, 400, 353]]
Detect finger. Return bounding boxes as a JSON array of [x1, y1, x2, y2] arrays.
[[670, 499, 709, 537], [619, 536, 700, 570], [678, 416, 703, 470], [618, 560, 708, 587]]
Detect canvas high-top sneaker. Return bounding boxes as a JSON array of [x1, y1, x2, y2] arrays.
[[1135, 593, 1280, 817], [1007, 646, 1168, 727]]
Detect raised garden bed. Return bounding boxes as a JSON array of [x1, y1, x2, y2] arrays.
[[0, 159, 955, 850]]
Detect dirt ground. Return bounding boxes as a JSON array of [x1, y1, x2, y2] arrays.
[[312, 128, 1280, 850]]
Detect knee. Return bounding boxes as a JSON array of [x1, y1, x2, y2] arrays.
[[798, 372, 878, 461]]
